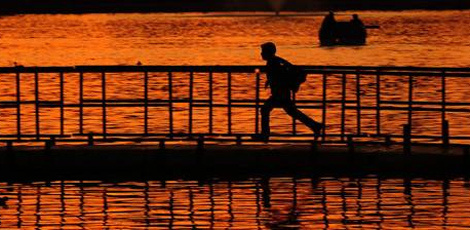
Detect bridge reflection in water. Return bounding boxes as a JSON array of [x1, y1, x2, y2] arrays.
[[0, 65, 469, 146], [0, 177, 468, 229]]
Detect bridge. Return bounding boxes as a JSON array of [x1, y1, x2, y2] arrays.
[[0, 65, 469, 179]]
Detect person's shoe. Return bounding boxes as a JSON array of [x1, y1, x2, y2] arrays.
[[251, 134, 269, 143]]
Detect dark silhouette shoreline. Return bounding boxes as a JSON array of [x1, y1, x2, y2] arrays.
[[0, 0, 468, 15]]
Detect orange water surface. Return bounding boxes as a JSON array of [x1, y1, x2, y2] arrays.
[[0, 10, 469, 229]]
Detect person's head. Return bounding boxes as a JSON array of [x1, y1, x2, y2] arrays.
[[261, 42, 276, 60], [352, 14, 359, 20], [328, 11, 334, 17]]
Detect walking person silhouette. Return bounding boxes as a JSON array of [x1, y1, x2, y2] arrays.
[[252, 42, 324, 142]]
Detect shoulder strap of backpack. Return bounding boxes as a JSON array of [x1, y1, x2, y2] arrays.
[[277, 57, 293, 68]]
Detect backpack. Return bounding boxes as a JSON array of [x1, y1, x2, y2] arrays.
[[285, 65, 307, 93]]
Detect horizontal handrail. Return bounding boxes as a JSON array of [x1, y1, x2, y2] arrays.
[[0, 65, 469, 75]]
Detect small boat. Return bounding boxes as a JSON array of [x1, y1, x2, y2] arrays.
[[319, 20, 368, 46]]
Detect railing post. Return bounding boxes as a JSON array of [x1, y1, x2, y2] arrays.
[[159, 139, 166, 150], [255, 72, 260, 134], [79, 72, 84, 135], [189, 72, 194, 135], [209, 71, 213, 134], [144, 71, 149, 135], [341, 74, 346, 142], [442, 120, 449, 147], [403, 124, 411, 155], [168, 72, 173, 138], [197, 135, 204, 153], [321, 74, 327, 142], [441, 71, 446, 138], [51, 136, 56, 147], [236, 135, 242, 146], [347, 135, 354, 155], [102, 72, 107, 139], [45, 141, 51, 151], [376, 71, 381, 136], [60, 72, 65, 136], [441, 71, 448, 147], [35, 71, 40, 140], [385, 135, 392, 147], [356, 71, 361, 135], [16, 72, 21, 139], [228, 72, 232, 134], [408, 75, 413, 126], [45, 137, 54, 151], [88, 133, 94, 146], [292, 92, 296, 135], [6, 141, 13, 152]]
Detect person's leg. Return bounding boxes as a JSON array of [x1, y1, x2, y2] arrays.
[[282, 101, 323, 135], [261, 96, 275, 136]]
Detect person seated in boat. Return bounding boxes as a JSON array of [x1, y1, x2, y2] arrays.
[[319, 11, 337, 46], [349, 14, 366, 44], [350, 14, 364, 28], [322, 11, 336, 27]]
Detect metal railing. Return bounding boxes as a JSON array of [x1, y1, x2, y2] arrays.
[[0, 65, 469, 146]]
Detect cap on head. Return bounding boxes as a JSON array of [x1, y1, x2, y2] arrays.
[[261, 42, 276, 56]]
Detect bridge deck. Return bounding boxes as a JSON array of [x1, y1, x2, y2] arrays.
[[1, 143, 469, 182]]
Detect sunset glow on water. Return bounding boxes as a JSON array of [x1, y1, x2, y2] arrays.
[[0, 11, 469, 67], [0, 178, 469, 229], [0, 10, 470, 229]]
